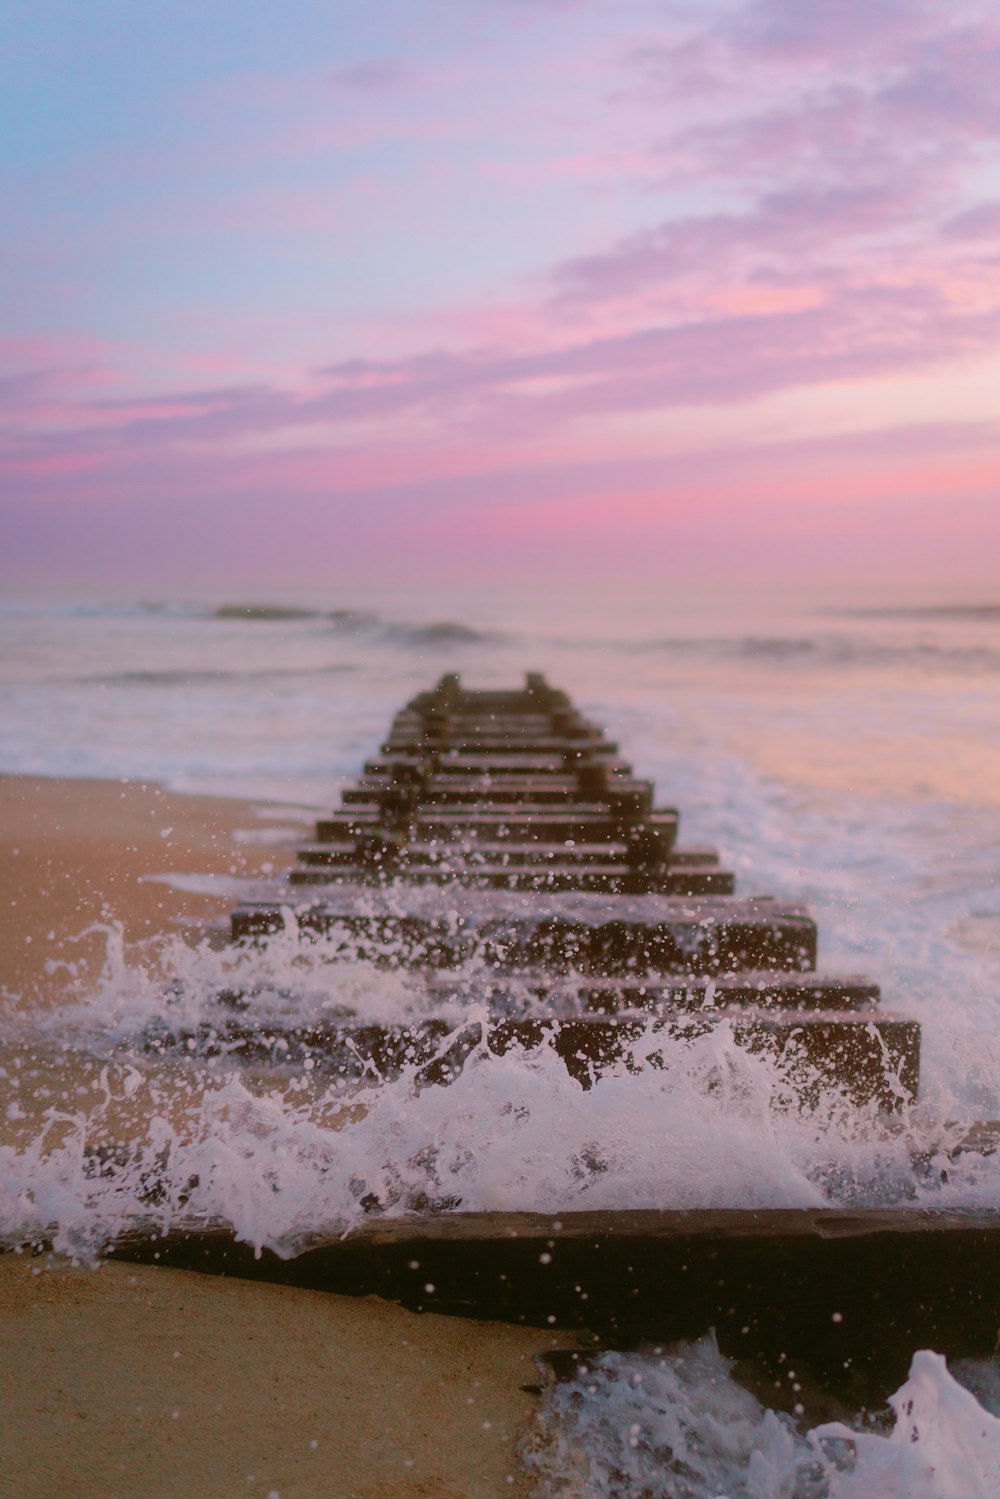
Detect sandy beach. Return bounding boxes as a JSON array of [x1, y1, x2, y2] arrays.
[[0, 774, 562, 1499], [0, 774, 302, 1008]]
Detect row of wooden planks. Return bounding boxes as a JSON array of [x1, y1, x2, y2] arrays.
[[226, 672, 921, 1108], [106, 672, 1000, 1384]]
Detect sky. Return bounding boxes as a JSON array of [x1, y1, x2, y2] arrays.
[[2, 0, 1000, 597]]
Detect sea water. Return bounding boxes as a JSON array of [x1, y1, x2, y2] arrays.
[[2, 585, 1000, 1493]]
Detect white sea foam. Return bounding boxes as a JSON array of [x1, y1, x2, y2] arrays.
[[523, 1337, 1000, 1498], [3, 913, 1000, 1268]]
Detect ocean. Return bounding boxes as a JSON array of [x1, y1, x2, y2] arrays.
[[2, 587, 1000, 1494]]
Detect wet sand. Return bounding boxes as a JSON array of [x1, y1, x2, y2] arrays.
[[0, 774, 302, 1007], [0, 775, 561, 1498], [0, 1255, 549, 1499]]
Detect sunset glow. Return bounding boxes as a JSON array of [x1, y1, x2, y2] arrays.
[[3, 0, 999, 592]]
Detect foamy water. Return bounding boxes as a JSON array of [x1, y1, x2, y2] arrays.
[[523, 1337, 1000, 1498], [2, 590, 999, 1494]]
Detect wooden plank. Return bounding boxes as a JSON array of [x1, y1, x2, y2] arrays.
[[231, 892, 817, 974], [211, 971, 879, 1018], [296, 838, 698, 867], [288, 863, 735, 896], [341, 785, 591, 806], [419, 970, 881, 1013], [396, 1011, 915, 1105], [315, 809, 683, 842], [229, 905, 468, 962], [551, 1009, 913, 1100], [362, 760, 629, 783], [107, 1207, 1000, 1388], [341, 778, 654, 808], [138, 1010, 915, 1108], [391, 713, 563, 734], [468, 897, 817, 974], [228, 1010, 916, 1103], [387, 729, 593, 746], [379, 738, 620, 756], [409, 811, 680, 843], [406, 692, 564, 714], [290, 821, 727, 893]]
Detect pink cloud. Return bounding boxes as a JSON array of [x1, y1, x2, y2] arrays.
[[3, 266, 999, 473], [732, 0, 940, 64], [944, 202, 1000, 239], [0, 335, 113, 383], [883, 19, 1000, 136], [6, 0, 1000, 595], [630, 4, 1000, 203], [5, 417, 998, 591]]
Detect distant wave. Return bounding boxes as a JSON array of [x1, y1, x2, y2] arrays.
[[214, 604, 494, 645], [384, 619, 496, 647], [838, 604, 1000, 621], [628, 633, 1000, 673], [0, 600, 214, 621], [75, 663, 358, 688], [4, 598, 500, 647], [634, 634, 826, 661]]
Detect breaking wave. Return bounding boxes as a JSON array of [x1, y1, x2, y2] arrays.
[[382, 619, 497, 646], [524, 1336, 1000, 1499], [213, 604, 497, 646], [2, 918, 998, 1265]]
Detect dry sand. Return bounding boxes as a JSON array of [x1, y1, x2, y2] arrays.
[[0, 775, 564, 1499]]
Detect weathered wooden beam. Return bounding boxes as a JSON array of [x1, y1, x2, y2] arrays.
[[291, 819, 726, 893], [379, 738, 620, 757], [427, 1010, 916, 1105], [407, 689, 570, 714], [392, 713, 562, 734], [106, 1207, 1000, 1389], [314, 810, 682, 845], [342, 777, 655, 811], [367, 754, 629, 776], [209, 970, 880, 1019], [231, 892, 817, 974], [419, 970, 881, 1013], [297, 838, 705, 868], [228, 904, 468, 961], [140, 1009, 914, 1107], [413, 811, 680, 842], [288, 863, 734, 896], [319, 809, 680, 845], [469, 896, 817, 974]]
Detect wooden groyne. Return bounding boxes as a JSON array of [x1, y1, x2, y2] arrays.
[[228, 672, 920, 1106], [111, 672, 1000, 1384]]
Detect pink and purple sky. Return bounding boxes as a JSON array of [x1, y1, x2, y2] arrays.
[[3, 0, 999, 596]]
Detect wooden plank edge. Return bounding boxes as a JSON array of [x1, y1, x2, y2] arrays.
[[99, 1205, 1000, 1385]]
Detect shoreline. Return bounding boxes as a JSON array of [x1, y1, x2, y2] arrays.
[[0, 772, 306, 1007], [0, 772, 561, 1497]]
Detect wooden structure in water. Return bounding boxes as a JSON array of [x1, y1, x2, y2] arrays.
[[114, 1207, 1000, 1391], [113, 673, 1000, 1389], [228, 671, 920, 1106]]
